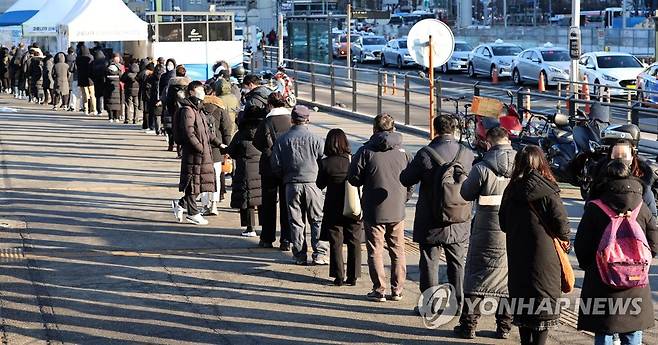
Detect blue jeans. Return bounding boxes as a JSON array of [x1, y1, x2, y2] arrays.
[[594, 331, 642, 345]]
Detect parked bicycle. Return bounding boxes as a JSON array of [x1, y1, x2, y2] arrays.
[[443, 96, 476, 149]]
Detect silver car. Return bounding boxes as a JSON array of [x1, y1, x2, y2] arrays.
[[511, 46, 571, 86], [439, 41, 473, 73], [381, 38, 415, 68], [468, 41, 523, 80], [352, 35, 388, 63]]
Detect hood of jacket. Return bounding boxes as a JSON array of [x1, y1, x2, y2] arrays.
[[248, 85, 271, 99], [366, 131, 403, 152], [510, 169, 560, 202], [169, 76, 191, 87], [179, 97, 201, 110], [215, 78, 232, 96], [94, 50, 105, 60], [129, 63, 139, 73], [266, 107, 291, 117], [597, 177, 644, 214], [203, 95, 225, 109], [55, 53, 66, 64], [482, 144, 516, 178]]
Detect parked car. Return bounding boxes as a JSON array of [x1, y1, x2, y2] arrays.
[[511, 45, 571, 86], [353, 35, 388, 63], [439, 40, 473, 73], [636, 62, 658, 104], [381, 38, 416, 68], [578, 52, 645, 96], [333, 34, 361, 59], [468, 40, 523, 80]]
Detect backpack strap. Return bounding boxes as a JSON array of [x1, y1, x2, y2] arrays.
[[423, 146, 445, 166], [590, 199, 643, 220]]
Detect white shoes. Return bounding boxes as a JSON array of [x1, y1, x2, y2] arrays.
[[171, 200, 184, 223], [241, 230, 257, 237], [186, 213, 208, 225]]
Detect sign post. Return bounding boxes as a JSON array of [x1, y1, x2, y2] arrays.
[[277, 14, 284, 66], [347, 4, 351, 79], [569, 0, 581, 100], [429, 34, 435, 139]]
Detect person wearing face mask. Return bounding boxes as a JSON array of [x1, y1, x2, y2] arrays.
[[589, 124, 657, 218], [171, 81, 224, 225]]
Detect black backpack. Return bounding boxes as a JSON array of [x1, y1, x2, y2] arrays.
[[424, 145, 471, 225]]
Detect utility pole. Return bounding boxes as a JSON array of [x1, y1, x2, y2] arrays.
[[347, 3, 351, 79], [503, 0, 507, 27]]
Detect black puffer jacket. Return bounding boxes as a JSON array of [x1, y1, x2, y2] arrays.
[[349, 131, 412, 224], [120, 63, 140, 98], [400, 134, 474, 244], [91, 50, 107, 97], [202, 95, 232, 162], [104, 63, 122, 111], [227, 114, 262, 209], [241, 85, 271, 121], [163, 76, 191, 130], [42, 54, 54, 90], [75, 47, 93, 87], [253, 107, 292, 176], [576, 177, 657, 334], [499, 170, 571, 327], [29, 55, 44, 97], [460, 144, 516, 298]]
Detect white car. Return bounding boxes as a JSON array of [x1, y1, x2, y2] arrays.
[[511, 46, 571, 86], [468, 40, 523, 80], [381, 38, 416, 68], [352, 35, 388, 63], [439, 41, 473, 73], [578, 52, 645, 96]]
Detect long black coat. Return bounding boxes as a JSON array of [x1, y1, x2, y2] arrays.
[[317, 154, 364, 239], [29, 56, 44, 97], [575, 177, 657, 334], [75, 47, 93, 87], [227, 116, 263, 210], [400, 134, 474, 244], [52, 53, 71, 95], [42, 55, 54, 90], [202, 95, 232, 162], [499, 170, 571, 327], [91, 51, 107, 97], [104, 64, 122, 111], [178, 98, 221, 195]]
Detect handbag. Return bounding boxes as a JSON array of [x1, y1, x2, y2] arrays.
[[221, 155, 233, 174], [342, 156, 362, 220], [529, 202, 575, 294]]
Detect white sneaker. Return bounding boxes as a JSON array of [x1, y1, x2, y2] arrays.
[[186, 214, 208, 225], [171, 200, 184, 223], [241, 230, 257, 237], [109, 119, 114, 123]]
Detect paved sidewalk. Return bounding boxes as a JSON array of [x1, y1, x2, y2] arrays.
[[0, 95, 641, 344]]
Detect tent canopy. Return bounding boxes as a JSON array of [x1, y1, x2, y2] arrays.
[[60, 0, 147, 42], [0, 0, 47, 27], [22, 0, 81, 37]]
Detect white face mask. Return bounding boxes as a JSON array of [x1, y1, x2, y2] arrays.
[[166, 63, 174, 71], [193, 88, 205, 101]]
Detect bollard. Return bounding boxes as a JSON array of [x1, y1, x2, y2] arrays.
[[330, 65, 336, 107], [377, 71, 383, 116], [392, 74, 397, 96], [310, 63, 316, 102], [383, 72, 388, 94], [352, 68, 357, 112], [605, 87, 611, 103], [524, 88, 531, 120], [627, 92, 632, 123], [404, 74, 410, 125], [556, 82, 563, 111]]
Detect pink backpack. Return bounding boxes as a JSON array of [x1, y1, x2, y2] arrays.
[[590, 199, 652, 289]]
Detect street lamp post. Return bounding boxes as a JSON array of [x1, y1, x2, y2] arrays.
[[570, 0, 580, 99]]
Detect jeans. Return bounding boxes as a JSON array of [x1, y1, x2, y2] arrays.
[[285, 183, 328, 261], [365, 221, 406, 295], [594, 332, 642, 345]]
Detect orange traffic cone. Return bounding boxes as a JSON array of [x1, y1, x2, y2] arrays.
[[492, 67, 499, 84], [582, 75, 591, 114], [538, 72, 546, 92]]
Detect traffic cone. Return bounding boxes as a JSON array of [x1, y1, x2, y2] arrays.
[[492, 67, 499, 84], [582, 75, 591, 114], [538, 72, 546, 92]]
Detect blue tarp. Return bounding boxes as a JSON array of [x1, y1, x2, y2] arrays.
[[0, 10, 39, 27]]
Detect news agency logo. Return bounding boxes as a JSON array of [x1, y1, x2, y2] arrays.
[[417, 284, 459, 329]]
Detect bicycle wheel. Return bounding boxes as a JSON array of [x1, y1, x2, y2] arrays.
[[462, 116, 477, 149]]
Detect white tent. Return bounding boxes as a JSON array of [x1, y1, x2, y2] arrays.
[[0, 0, 47, 27], [22, 0, 81, 37], [59, 0, 147, 43]]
